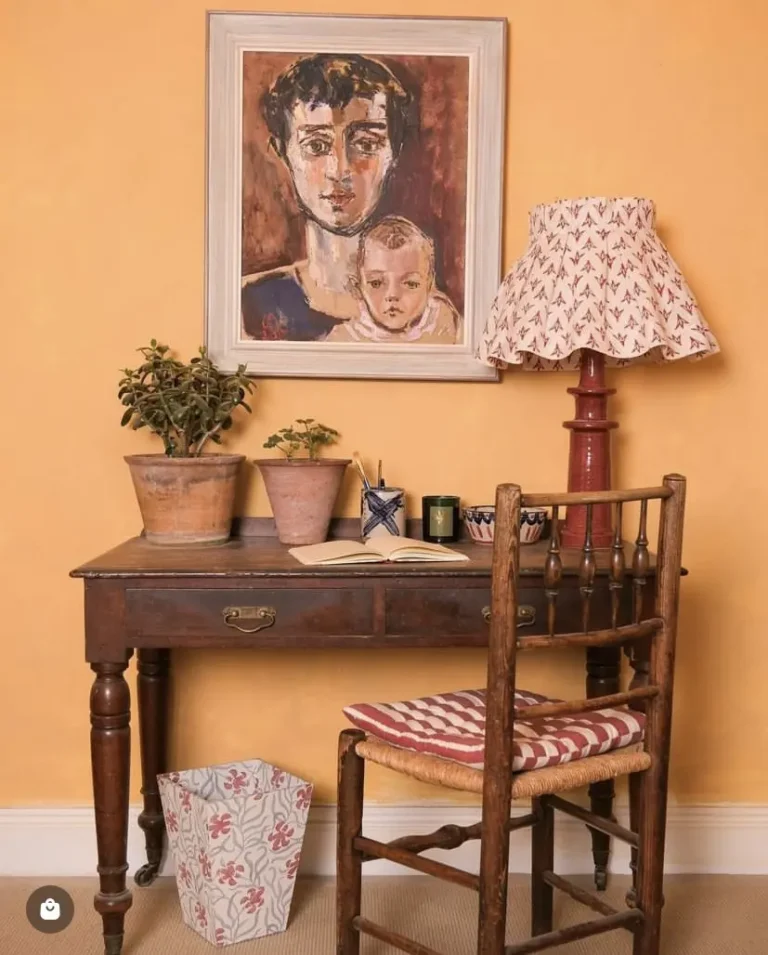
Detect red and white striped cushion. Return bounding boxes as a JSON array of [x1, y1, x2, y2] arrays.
[[343, 688, 645, 772]]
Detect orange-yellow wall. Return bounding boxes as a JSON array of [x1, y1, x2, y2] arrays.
[[1, 0, 766, 807]]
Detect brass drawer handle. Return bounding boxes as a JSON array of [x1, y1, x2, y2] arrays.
[[482, 605, 536, 628], [222, 606, 277, 633]]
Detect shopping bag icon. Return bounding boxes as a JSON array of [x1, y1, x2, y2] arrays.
[[39, 899, 60, 921]]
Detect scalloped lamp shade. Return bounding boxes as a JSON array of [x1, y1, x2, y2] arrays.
[[479, 196, 719, 547]]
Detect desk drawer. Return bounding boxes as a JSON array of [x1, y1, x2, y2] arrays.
[[385, 586, 507, 637], [126, 588, 373, 641], [385, 584, 619, 638]]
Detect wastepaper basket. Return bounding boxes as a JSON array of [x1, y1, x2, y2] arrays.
[[158, 759, 313, 947]]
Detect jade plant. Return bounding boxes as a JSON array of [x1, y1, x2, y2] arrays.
[[118, 340, 254, 457], [263, 418, 340, 459]]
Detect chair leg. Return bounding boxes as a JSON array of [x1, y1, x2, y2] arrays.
[[337, 730, 366, 955], [531, 796, 554, 936], [626, 769, 644, 907], [477, 781, 513, 954], [632, 765, 667, 955]]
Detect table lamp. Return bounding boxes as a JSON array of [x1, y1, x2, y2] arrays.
[[478, 196, 719, 548]]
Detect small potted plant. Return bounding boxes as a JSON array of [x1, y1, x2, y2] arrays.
[[119, 340, 254, 544], [255, 419, 350, 545]]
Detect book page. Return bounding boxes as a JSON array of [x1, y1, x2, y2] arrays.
[[370, 536, 469, 562], [288, 540, 384, 565]]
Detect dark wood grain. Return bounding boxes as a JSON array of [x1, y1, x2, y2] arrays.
[[531, 796, 554, 936], [477, 483, 520, 955], [523, 486, 673, 507], [632, 475, 686, 955], [332, 477, 685, 955], [385, 586, 498, 637], [354, 916, 444, 955], [355, 836, 480, 890], [578, 503, 597, 632], [135, 649, 169, 888], [73, 500, 677, 953], [541, 871, 617, 918], [548, 795, 639, 848], [90, 661, 133, 955], [517, 618, 659, 651], [504, 910, 642, 955], [543, 507, 562, 636], [518, 686, 658, 721], [71, 535, 662, 580], [337, 730, 365, 955], [127, 587, 374, 640], [632, 500, 651, 623], [610, 503, 626, 629], [387, 821, 484, 854]]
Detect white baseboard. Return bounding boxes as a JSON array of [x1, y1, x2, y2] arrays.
[[1, 804, 766, 878]]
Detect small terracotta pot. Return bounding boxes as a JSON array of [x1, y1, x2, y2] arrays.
[[125, 454, 244, 544], [254, 458, 351, 545]]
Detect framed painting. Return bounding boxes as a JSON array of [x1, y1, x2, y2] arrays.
[[205, 13, 505, 380]]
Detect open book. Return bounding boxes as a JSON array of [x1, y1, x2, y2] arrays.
[[288, 536, 469, 566]]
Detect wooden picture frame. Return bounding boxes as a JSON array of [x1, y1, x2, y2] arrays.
[[205, 12, 505, 381]]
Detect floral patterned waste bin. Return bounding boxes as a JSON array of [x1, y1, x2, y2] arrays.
[[158, 759, 313, 947]]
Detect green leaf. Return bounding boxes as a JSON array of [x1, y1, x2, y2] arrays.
[[117, 341, 255, 455]]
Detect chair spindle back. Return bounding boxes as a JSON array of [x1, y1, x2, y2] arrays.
[[485, 476, 686, 750]]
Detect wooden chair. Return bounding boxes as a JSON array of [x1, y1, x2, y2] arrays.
[[336, 475, 686, 955]]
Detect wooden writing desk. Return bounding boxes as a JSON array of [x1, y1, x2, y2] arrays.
[[72, 520, 652, 955]]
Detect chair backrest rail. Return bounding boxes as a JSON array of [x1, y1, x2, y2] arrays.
[[516, 686, 659, 722], [538, 487, 669, 636], [517, 618, 663, 651], [522, 485, 673, 507]]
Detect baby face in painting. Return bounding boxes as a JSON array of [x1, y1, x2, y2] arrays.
[[284, 93, 395, 234], [359, 221, 434, 330]]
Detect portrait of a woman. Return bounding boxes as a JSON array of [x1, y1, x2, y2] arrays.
[[240, 52, 468, 346]]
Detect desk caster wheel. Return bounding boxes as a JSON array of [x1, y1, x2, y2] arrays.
[[134, 863, 160, 887]]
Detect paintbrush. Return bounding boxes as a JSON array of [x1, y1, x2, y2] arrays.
[[352, 452, 371, 490]]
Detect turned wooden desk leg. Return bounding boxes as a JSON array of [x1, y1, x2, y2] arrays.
[[135, 649, 170, 888], [90, 661, 133, 955], [586, 644, 621, 891]]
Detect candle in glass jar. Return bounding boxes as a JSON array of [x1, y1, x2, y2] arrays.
[[421, 495, 461, 543]]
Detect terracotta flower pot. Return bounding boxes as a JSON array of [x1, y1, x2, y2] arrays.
[[254, 458, 351, 546], [125, 454, 244, 545]]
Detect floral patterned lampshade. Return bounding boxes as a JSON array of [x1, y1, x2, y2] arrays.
[[478, 196, 719, 369], [478, 196, 719, 549]]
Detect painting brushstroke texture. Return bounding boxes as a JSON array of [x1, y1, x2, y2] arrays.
[[206, 15, 504, 380]]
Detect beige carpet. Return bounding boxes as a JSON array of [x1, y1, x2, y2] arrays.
[[1, 875, 767, 954]]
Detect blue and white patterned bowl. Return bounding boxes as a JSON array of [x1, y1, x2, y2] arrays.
[[463, 505, 548, 545]]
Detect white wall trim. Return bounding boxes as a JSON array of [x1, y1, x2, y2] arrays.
[[1, 803, 767, 878]]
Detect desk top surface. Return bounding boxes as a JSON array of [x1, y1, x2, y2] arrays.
[[71, 533, 649, 580]]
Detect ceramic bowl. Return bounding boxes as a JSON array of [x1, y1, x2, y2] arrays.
[[520, 506, 548, 544], [463, 505, 496, 544], [463, 505, 549, 545]]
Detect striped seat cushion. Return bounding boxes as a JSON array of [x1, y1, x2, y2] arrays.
[[343, 689, 645, 772]]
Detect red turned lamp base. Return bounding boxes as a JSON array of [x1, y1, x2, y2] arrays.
[[561, 349, 617, 549]]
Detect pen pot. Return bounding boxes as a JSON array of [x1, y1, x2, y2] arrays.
[[361, 487, 406, 540]]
